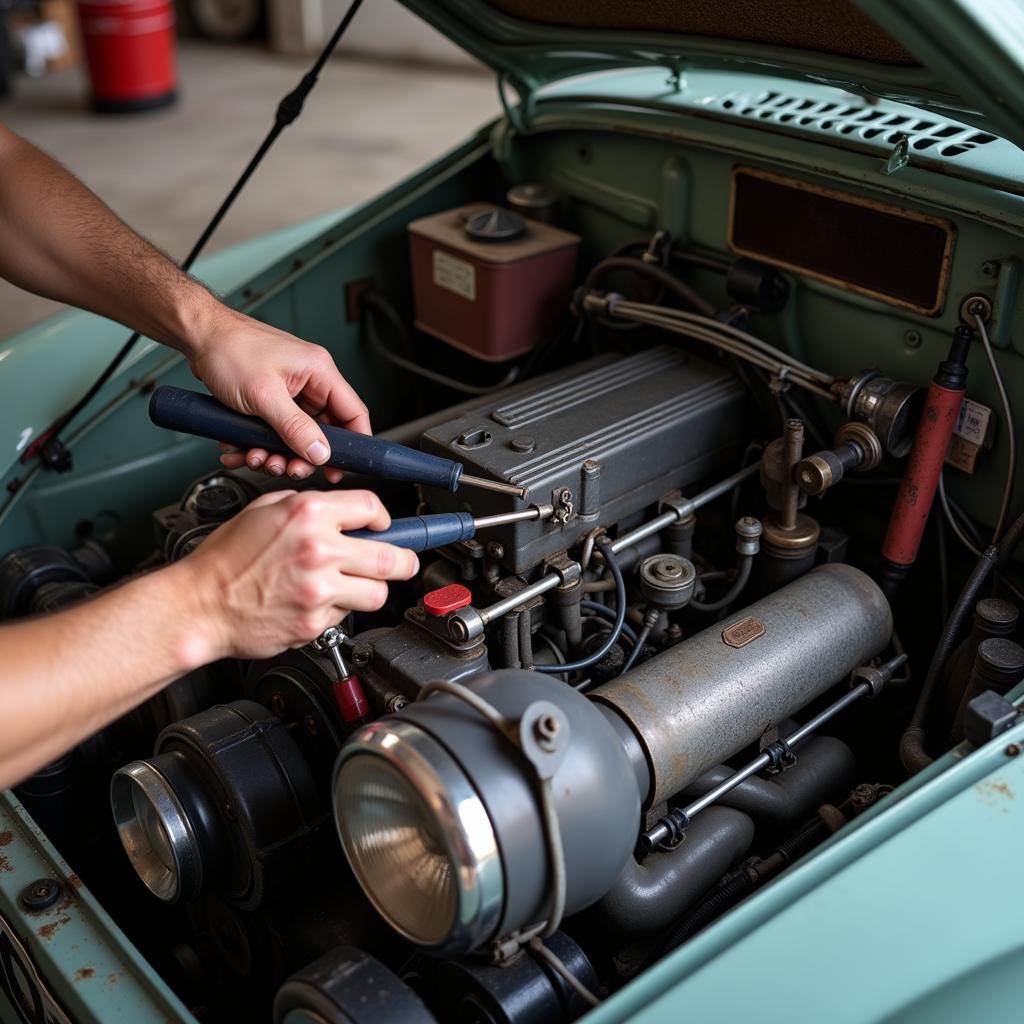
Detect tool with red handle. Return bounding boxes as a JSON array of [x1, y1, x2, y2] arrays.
[[881, 326, 971, 589]]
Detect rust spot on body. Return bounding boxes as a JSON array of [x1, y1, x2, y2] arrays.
[[106, 972, 119, 987], [0, 854, 12, 872], [74, 967, 95, 982], [0, 831, 13, 846], [38, 915, 71, 940], [68, 873, 82, 890], [975, 779, 1016, 809]]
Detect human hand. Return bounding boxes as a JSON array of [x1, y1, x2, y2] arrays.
[[176, 489, 418, 661], [185, 308, 370, 484]]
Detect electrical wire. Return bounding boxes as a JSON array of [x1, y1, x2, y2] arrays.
[[536, 540, 626, 678], [580, 601, 639, 647], [24, 0, 366, 470], [362, 292, 518, 395], [973, 313, 1016, 543], [620, 618, 653, 673], [938, 472, 1024, 603]]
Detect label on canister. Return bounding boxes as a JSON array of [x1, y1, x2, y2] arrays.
[[432, 249, 476, 301]]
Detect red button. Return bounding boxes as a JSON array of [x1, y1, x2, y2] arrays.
[[423, 583, 473, 616]]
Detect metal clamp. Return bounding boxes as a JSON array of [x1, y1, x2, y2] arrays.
[[762, 738, 796, 774]]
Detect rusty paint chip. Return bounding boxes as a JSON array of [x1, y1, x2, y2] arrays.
[[722, 616, 766, 649], [74, 967, 95, 982], [0, 831, 13, 847]]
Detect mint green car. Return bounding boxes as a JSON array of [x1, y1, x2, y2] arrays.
[[2, 2, 1024, 1022]]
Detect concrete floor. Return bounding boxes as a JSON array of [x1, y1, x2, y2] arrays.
[[0, 41, 498, 335]]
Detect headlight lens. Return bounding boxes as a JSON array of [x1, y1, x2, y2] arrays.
[[333, 721, 504, 955], [110, 760, 202, 903]]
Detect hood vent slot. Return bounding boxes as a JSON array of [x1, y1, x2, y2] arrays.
[[715, 90, 996, 159]]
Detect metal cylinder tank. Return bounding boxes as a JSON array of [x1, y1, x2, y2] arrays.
[[591, 563, 892, 806]]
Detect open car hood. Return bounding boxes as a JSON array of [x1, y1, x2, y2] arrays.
[[400, 0, 1024, 151]]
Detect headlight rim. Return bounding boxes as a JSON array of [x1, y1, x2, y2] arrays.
[[110, 760, 203, 904], [333, 720, 504, 957]]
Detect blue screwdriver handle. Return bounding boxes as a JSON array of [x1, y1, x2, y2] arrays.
[[346, 513, 477, 552], [149, 386, 462, 491]]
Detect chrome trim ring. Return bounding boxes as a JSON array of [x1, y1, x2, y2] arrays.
[[333, 720, 504, 956], [110, 760, 202, 904]]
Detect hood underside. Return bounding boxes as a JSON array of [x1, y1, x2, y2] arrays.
[[401, 0, 1024, 152]]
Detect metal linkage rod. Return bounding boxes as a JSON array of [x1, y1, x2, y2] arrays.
[[640, 653, 907, 853], [609, 463, 761, 556]]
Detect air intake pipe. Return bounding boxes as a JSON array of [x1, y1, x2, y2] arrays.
[[331, 564, 891, 957]]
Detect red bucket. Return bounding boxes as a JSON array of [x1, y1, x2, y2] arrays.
[[77, 1, 177, 113]]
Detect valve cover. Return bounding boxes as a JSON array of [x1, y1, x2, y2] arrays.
[[420, 346, 745, 572]]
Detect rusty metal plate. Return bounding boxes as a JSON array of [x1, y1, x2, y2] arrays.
[[722, 616, 766, 648]]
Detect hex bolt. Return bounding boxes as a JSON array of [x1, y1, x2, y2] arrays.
[[448, 616, 470, 643], [535, 713, 561, 751], [1007, 743, 1021, 757], [19, 878, 62, 912], [304, 715, 319, 736], [269, 692, 286, 717], [385, 695, 409, 714], [486, 540, 505, 560]]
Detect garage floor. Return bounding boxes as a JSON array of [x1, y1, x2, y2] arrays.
[[0, 41, 498, 335]]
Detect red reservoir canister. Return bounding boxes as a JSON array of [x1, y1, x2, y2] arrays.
[[77, 1, 177, 113], [409, 203, 580, 362]]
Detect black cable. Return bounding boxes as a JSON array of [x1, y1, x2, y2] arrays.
[[363, 291, 518, 395], [536, 540, 626, 678], [656, 872, 755, 958], [582, 256, 717, 318], [26, 0, 366, 472], [900, 508, 1024, 774]]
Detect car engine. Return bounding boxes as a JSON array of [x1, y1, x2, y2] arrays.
[[2, 168, 1021, 1023]]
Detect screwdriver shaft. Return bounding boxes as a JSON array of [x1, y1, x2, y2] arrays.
[[459, 473, 529, 500], [473, 504, 554, 529]]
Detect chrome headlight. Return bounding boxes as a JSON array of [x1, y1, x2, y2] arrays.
[[332, 671, 642, 958], [333, 720, 504, 956]]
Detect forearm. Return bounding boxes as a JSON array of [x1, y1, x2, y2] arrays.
[[0, 561, 218, 790], [0, 124, 226, 354]]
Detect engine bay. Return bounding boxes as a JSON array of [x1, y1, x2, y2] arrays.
[[2, 104, 1023, 1023]]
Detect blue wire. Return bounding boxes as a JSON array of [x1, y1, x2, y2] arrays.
[[580, 601, 638, 646], [535, 540, 627, 675]]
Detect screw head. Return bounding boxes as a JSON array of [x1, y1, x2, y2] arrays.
[[1006, 743, 1021, 757], [982, 261, 999, 278], [269, 693, 286, 717], [486, 541, 505, 560], [654, 560, 684, 581], [304, 715, 318, 736], [904, 329, 922, 349]]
